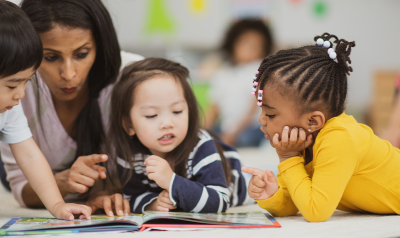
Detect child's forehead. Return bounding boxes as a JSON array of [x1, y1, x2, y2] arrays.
[[0, 68, 35, 82], [133, 75, 185, 106], [263, 85, 298, 109]]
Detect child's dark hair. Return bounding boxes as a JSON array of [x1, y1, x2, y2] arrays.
[[221, 18, 274, 59], [21, 0, 121, 163], [0, 1, 42, 77], [107, 58, 231, 186], [255, 33, 355, 118]]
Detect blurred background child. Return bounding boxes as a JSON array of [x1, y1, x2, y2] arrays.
[[204, 19, 274, 147]]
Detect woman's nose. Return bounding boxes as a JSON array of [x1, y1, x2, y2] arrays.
[[60, 60, 76, 81]]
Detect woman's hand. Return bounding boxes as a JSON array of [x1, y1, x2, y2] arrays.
[[272, 126, 313, 162], [144, 155, 173, 190], [52, 202, 92, 221], [241, 167, 278, 200], [85, 193, 130, 217], [145, 190, 177, 212], [55, 154, 108, 194]]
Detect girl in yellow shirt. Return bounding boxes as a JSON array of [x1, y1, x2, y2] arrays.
[[242, 33, 400, 222]]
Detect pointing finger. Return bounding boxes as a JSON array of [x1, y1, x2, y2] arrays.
[[85, 154, 108, 166], [241, 167, 264, 178]]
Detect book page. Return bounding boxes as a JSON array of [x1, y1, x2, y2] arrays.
[[3, 215, 144, 232], [142, 211, 273, 225]]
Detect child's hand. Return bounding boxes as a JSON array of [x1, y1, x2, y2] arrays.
[[145, 190, 177, 212], [144, 155, 173, 190], [272, 126, 313, 162], [241, 167, 279, 200], [85, 193, 130, 217], [52, 202, 92, 221]]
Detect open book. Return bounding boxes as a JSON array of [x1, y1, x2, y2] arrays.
[[0, 211, 280, 235]]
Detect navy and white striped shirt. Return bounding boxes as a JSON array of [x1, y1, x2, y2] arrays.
[[117, 130, 252, 213]]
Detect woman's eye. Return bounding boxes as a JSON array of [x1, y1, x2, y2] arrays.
[[77, 52, 89, 58], [266, 114, 275, 119], [44, 56, 59, 62], [7, 86, 16, 90], [173, 110, 183, 114], [145, 115, 157, 118]]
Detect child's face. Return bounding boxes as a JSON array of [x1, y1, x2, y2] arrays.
[[37, 25, 96, 103], [233, 30, 265, 64], [0, 68, 35, 113], [258, 86, 310, 143], [127, 75, 189, 158]]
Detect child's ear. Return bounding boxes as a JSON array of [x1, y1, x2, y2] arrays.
[[122, 117, 135, 137], [307, 111, 326, 133]]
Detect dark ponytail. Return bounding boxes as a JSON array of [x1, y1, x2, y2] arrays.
[[21, 0, 121, 159]]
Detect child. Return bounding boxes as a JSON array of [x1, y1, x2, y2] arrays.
[[0, 1, 90, 220], [205, 19, 274, 147], [242, 33, 400, 222], [107, 58, 251, 213]]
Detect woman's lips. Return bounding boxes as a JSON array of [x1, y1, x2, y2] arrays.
[[61, 87, 77, 94], [264, 133, 270, 140], [6, 106, 13, 110]]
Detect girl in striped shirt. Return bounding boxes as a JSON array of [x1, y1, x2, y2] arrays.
[[107, 58, 251, 213]]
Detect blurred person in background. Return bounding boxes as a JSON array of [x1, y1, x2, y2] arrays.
[[204, 19, 274, 147], [380, 73, 400, 147]]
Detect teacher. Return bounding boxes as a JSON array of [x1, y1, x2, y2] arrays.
[[0, 0, 143, 216]]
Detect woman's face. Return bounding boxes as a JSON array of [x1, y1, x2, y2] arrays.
[[38, 25, 97, 102], [233, 30, 265, 64]]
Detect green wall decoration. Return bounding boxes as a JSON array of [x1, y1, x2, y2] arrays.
[[145, 0, 175, 34]]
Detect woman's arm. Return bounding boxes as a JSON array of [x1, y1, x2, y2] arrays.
[[21, 154, 108, 207], [0, 139, 108, 208]]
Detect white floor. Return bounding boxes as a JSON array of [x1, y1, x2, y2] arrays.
[[0, 146, 399, 237]]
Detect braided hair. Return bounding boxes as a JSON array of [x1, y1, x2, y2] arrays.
[[253, 33, 355, 118]]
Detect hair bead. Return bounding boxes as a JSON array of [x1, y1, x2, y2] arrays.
[[323, 41, 331, 48], [257, 90, 263, 106], [329, 51, 337, 59], [316, 38, 324, 46]]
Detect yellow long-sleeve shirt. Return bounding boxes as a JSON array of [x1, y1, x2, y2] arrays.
[[257, 113, 400, 222]]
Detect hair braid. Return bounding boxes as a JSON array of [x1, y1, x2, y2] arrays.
[[252, 32, 355, 118], [297, 60, 331, 90]]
